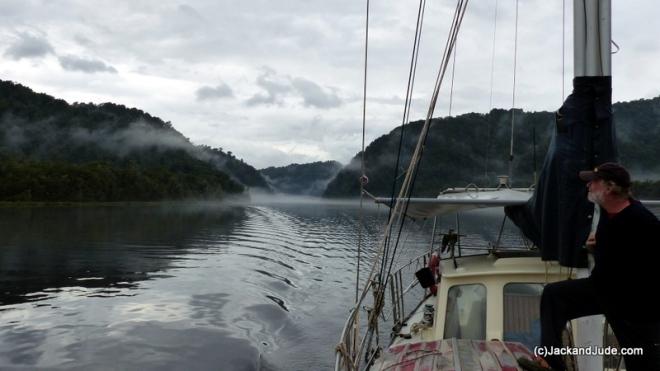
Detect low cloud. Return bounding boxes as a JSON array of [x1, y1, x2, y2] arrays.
[[58, 55, 117, 74], [70, 120, 190, 155], [196, 83, 234, 101], [4, 32, 54, 60], [0, 116, 189, 159]]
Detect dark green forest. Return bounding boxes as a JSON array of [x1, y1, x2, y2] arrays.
[[0, 156, 242, 202], [324, 97, 660, 199], [260, 161, 342, 196], [0, 80, 270, 202]]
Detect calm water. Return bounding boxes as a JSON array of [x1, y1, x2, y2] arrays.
[[0, 197, 518, 370]]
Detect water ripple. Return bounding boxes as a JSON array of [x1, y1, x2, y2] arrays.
[[0, 200, 444, 370], [265, 295, 289, 312], [237, 253, 296, 271]]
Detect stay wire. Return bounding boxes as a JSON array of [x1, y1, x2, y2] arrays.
[[379, 0, 427, 286], [369, 0, 467, 325], [385, 0, 469, 288], [351, 0, 370, 362], [485, 0, 499, 179], [508, 0, 519, 182], [353, 0, 428, 358], [448, 39, 457, 116], [383, 0, 469, 296], [356, 0, 468, 356], [488, 0, 499, 111], [562, 0, 566, 102], [405, 1, 426, 126], [356, 0, 372, 307], [356, 0, 369, 305]]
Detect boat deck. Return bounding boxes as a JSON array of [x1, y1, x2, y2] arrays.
[[392, 295, 437, 346], [374, 339, 534, 371]]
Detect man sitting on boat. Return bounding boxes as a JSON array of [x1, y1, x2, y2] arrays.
[[534, 163, 660, 371]]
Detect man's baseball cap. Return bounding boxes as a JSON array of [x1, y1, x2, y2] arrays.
[[578, 162, 631, 188]]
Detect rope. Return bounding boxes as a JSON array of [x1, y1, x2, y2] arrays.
[[508, 0, 519, 182], [335, 342, 357, 371]]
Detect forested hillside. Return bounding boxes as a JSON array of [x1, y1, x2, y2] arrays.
[[0, 80, 270, 201], [260, 161, 342, 196], [324, 97, 660, 198]]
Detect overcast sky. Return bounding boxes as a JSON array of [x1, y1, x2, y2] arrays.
[[1, 0, 658, 169]]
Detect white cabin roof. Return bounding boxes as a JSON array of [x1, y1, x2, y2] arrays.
[[441, 254, 565, 278]]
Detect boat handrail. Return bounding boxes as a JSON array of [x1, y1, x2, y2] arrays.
[[335, 301, 360, 370], [387, 251, 432, 330], [335, 251, 432, 371]]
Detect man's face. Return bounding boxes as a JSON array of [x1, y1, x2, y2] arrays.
[[587, 179, 607, 205]]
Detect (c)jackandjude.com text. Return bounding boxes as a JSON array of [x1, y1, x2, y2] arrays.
[[534, 346, 643, 357]]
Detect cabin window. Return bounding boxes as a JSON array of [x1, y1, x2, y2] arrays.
[[443, 284, 486, 340], [503, 283, 544, 350]]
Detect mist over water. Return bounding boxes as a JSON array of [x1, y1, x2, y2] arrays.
[[0, 198, 522, 370]]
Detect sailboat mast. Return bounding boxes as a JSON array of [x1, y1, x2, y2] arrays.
[[573, 0, 611, 77], [573, 2, 611, 371]]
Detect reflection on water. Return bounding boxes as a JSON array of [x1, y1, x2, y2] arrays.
[[0, 199, 524, 370], [0, 205, 248, 305]]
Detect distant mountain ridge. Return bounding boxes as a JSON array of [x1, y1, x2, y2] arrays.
[[323, 96, 660, 198], [260, 161, 343, 196], [0, 80, 270, 201]]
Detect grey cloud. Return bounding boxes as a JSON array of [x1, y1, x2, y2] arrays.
[[73, 34, 94, 47], [178, 4, 205, 21], [291, 77, 342, 109], [246, 68, 341, 109], [196, 83, 234, 101], [58, 55, 117, 74], [369, 95, 407, 105], [245, 93, 276, 107], [4, 32, 54, 60], [246, 68, 292, 107]]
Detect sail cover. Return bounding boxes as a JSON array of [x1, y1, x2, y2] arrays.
[[374, 188, 532, 219], [505, 76, 616, 267]]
